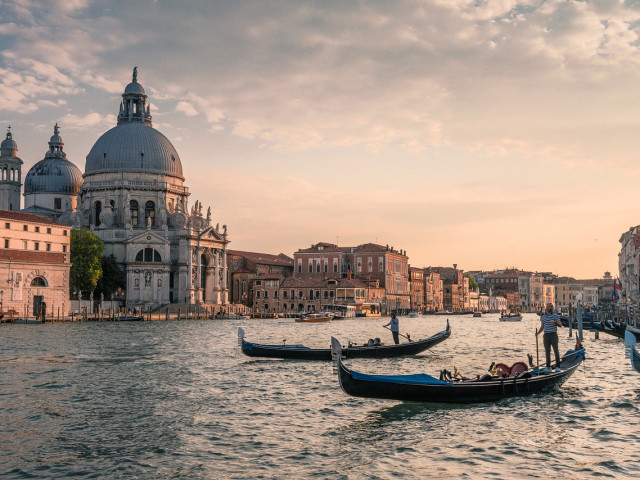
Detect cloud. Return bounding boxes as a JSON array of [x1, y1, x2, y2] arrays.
[[175, 101, 198, 117]]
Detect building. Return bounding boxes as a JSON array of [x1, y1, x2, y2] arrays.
[[8, 69, 230, 310], [0, 210, 71, 318], [619, 226, 640, 304], [292, 242, 410, 313], [426, 266, 467, 312]]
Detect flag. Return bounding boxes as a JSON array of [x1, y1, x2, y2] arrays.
[[613, 278, 622, 301]]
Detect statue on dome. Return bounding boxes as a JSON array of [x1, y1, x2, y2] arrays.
[[133, 66, 138, 82], [206, 207, 211, 225]]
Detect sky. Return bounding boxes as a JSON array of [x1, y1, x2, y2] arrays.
[[1, 0, 639, 279]]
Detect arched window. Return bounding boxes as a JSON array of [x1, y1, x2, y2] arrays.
[[135, 248, 162, 263], [30, 276, 47, 287], [145, 201, 155, 227], [95, 201, 102, 227], [130, 200, 139, 226]]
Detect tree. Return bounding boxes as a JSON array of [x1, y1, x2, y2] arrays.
[[465, 273, 478, 291], [70, 229, 104, 297], [95, 255, 126, 299]]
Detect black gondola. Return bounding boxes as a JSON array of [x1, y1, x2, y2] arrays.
[[116, 315, 144, 321], [238, 321, 450, 361], [632, 345, 640, 374], [591, 320, 626, 339], [330, 336, 585, 404]]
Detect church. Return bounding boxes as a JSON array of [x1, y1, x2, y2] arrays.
[[0, 68, 230, 310]]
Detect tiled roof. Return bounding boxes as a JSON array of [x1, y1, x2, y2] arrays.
[[227, 249, 293, 266], [0, 209, 67, 226]]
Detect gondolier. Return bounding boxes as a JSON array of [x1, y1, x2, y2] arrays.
[[384, 312, 400, 344], [537, 303, 562, 372]]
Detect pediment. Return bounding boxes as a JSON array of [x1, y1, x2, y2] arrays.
[[199, 226, 224, 242], [125, 230, 170, 246]]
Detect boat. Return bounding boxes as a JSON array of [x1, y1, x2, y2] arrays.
[[322, 304, 356, 320], [12, 318, 42, 324], [407, 311, 420, 318], [295, 313, 332, 323], [591, 320, 626, 339], [500, 312, 522, 322], [238, 321, 451, 360], [116, 315, 144, 321], [330, 337, 585, 404], [473, 312, 482, 318], [251, 313, 279, 319], [632, 345, 640, 374]]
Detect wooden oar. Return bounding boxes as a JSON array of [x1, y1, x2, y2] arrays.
[[383, 325, 411, 341], [535, 328, 539, 367]]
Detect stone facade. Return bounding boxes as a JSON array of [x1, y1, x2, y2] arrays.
[[0, 210, 71, 318]]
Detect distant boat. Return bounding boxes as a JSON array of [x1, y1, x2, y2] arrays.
[[473, 312, 482, 318], [500, 312, 522, 322], [295, 313, 332, 323], [407, 311, 420, 318], [13, 318, 42, 325]]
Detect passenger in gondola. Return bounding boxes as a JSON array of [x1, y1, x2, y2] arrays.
[[536, 303, 562, 372], [383, 312, 400, 344]]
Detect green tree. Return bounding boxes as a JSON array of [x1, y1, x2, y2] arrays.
[[465, 273, 478, 291], [95, 255, 126, 299], [70, 229, 104, 297]]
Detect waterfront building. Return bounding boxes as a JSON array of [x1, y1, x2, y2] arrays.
[[293, 242, 410, 312], [0, 210, 70, 318], [227, 250, 293, 308], [426, 266, 467, 311], [409, 266, 425, 312], [4, 70, 230, 311], [0, 129, 23, 212], [543, 283, 556, 307], [618, 226, 640, 304], [552, 277, 583, 312], [424, 270, 443, 312]]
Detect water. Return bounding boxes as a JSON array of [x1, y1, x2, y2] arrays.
[[1, 313, 638, 479]]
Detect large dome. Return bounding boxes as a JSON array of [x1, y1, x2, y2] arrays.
[[24, 157, 83, 194], [84, 68, 184, 179], [84, 123, 184, 178]]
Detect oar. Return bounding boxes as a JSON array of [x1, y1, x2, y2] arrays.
[[383, 325, 411, 341], [535, 328, 539, 367]]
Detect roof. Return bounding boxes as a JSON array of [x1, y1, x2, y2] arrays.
[[0, 209, 67, 226], [227, 249, 293, 266]]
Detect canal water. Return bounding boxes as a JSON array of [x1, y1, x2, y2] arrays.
[[0, 314, 638, 479]]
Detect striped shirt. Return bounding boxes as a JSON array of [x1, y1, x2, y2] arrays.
[[541, 313, 560, 333]]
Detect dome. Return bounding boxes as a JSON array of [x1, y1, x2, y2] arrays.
[[124, 81, 145, 95], [24, 158, 84, 194], [1, 129, 18, 157], [84, 123, 184, 178], [24, 123, 83, 194]]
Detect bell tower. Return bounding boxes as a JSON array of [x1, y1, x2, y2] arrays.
[[0, 126, 23, 211]]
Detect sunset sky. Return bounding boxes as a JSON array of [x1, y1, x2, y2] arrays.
[[1, 0, 638, 279]]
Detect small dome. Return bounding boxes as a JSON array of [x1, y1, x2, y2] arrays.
[[24, 158, 83, 194], [1, 129, 18, 157], [124, 81, 145, 96]]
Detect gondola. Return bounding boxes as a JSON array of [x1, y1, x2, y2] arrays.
[[238, 321, 450, 360], [632, 345, 640, 374], [116, 315, 144, 321], [330, 336, 585, 404], [591, 320, 626, 339]]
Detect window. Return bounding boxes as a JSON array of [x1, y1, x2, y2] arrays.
[[54, 198, 62, 209], [144, 201, 155, 227], [4, 223, 9, 229], [63, 230, 67, 236], [134, 248, 162, 263], [62, 245, 67, 253], [35, 226, 40, 233], [95, 201, 102, 227], [283, 291, 288, 299], [309, 289, 313, 299], [23, 225, 28, 231], [130, 200, 139, 226], [316, 263, 320, 273], [256, 291, 261, 299], [23, 241, 27, 249], [34, 242, 39, 251], [4, 239, 8, 248], [274, 291, 278, 298], [30, 277, 47, 287], [47, 228, 51, 234], [264, 291, 269, 299], [255, 280, 262, 286], [46, 244, 51, 251]]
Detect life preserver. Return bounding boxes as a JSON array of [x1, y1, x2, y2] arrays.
[[494, 363, 511, 376], [510, 362, 528, 376]]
